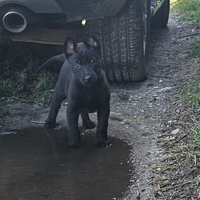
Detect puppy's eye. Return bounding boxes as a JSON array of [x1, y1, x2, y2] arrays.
[[75, 63, 80, 68], [75, 60, 81, 68]]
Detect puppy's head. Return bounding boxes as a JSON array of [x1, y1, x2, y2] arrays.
[[63, 34, 102, 87]]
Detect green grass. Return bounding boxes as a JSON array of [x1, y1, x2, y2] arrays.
[[172, 0, 200, 25], [0, 102, 9, 117], [31, 73, 58, 106], [195, 175, 200, 184], [181, 40, 200, 106], [0, 78, 28, 98], [173, 2, 200, 187], [0, 77, 28, 117], [188, 41, 200, 59], [0, 72, 58, 117], [193, 125, 200, 145], [182, 76, 200, 106]]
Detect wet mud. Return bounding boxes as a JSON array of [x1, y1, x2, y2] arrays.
[[0, 127, 132, 200]]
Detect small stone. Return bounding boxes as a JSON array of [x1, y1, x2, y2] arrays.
[[115, 113, 122, 116], [149, 117, 155, 121], [179, 171, 184, 175], [167, 120, 172, 125], [171, 128, 180, 135], [165, 136, 175, 141], [160, 87, 172, 92], [117, 92, 130, 101]]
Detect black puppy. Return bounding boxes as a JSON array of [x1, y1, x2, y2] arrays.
[[45, 35, 111, 148]]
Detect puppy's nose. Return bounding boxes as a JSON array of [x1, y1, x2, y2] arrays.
[[84, 75, 91, 82]]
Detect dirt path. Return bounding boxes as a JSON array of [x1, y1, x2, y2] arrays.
[[0, 9, 199, 200]]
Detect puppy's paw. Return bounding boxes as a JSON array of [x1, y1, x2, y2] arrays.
[[97, 139, 111, 148], [44, 120, 57, 129], [83, 121, 96, 129], [69, 143, 81, 149]]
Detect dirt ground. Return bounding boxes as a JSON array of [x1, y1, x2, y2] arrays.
[[0, 9, 200, 200]]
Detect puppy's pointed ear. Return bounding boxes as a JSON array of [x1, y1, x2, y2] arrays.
[[83, 34, 100, 51], [63, 37, 77, 59]]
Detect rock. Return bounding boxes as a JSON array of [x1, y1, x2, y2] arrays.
[[165, 136, 175, 141], [171, 128, 180, 135], [160, 87, 172, 92], [117, 92, 130, 101]]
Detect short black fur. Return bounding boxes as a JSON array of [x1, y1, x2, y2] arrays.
[[45, 35, 110, 148]]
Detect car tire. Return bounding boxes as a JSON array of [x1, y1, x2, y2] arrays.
[[86, 0, 150, 82], [151, 0, 170, 28]]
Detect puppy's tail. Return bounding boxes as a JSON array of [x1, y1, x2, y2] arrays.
[[34, 53, 66, 75]]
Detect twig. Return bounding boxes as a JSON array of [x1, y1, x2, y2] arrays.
[[178, 32, 200, 39], [12, 96, 30, 103], [30, 121, 45, 124], [166, 134, 187, 149]]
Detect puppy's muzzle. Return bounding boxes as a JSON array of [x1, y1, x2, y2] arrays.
[[84, 75, 92, 83]]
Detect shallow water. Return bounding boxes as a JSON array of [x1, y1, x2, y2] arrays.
[[0, 127, 132, 200]]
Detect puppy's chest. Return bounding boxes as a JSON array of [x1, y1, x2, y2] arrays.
[[81, 94, 101, 112]]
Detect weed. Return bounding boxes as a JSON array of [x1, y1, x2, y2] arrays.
[[31, 72, 58, 106], [195, 175, 200, 184], [187, 164, 194, 168], [188, 41, 200, 59], [0, 102, 9, 117], [193, 125, 200, 145], [172, 0, 200, 25], [0, 72, 58, 111], [182, 80, 200, 106], [0, 78, 28, 99], [181, 41, 200, 106]]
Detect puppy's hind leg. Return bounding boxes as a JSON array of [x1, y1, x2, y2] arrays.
[[81, 110, 96, 129]]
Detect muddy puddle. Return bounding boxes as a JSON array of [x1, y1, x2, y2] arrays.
[[0, 127, 132, 200]]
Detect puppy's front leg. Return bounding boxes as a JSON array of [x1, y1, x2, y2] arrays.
[[67, 106, 81, 148], [45, 86, 66, 129], [96, 104, 111, 147]]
